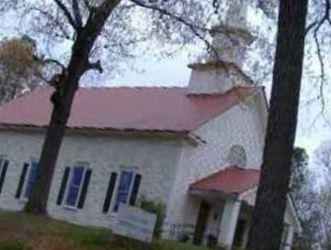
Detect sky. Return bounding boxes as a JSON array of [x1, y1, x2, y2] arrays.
[[0, 5, 330, 159]]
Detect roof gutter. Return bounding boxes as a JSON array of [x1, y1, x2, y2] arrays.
[[0, 124, 202, 146]]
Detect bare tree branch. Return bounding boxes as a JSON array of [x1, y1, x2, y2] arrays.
[[22, 7, 73, 40], [84, 0, 121, 38], [305, 0, 330, 34], [43, 58, 67, 71], [128, 0, 218, 57], [71, 0, 83, 28], [33, 69, 52, 85], [53, 0, 78, 29], [86, 60, 103, 73], [83, 0, 93, 12], [305, 0, 331, 113], [313, 28, 326, 112]]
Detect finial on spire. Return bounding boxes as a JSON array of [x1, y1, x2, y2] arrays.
[[186, 0, 255, 94], [224, 0, 250, 29], [207, 0, 254, 67]]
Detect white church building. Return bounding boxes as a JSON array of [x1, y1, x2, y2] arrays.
[[0, 2, 300, 250]]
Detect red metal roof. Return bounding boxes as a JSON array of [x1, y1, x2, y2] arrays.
[[189, 166, 260, 195], [0, 86, 255, 132]]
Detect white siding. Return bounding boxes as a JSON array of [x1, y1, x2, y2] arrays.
[[0, 131, 182, 228], [164, 93, 266, 234]]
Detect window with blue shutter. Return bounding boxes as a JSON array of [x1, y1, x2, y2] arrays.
[[23, 161, 38, 199], [113, 171, 133, 212], [65, 166, 85, 207], [56, 165, 92, 209], [109, 170, 142, 213]]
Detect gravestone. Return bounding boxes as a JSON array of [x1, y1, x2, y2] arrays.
[[113, 204, 157, 243]]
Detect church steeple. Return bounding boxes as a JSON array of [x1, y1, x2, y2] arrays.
[[187, 0, 255, 95]]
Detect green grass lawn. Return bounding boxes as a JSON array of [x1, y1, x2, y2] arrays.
[[0, 210, 210, 250]]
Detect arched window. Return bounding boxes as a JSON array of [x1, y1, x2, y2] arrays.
[[227, 145, 247, 167]]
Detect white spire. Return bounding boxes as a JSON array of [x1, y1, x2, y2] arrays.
[[224, 0, 250, 29], [210, 0, 254, 67], [187, 0, 255, 95]]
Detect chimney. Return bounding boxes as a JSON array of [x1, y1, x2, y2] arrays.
[[187, 0, 255, 95]]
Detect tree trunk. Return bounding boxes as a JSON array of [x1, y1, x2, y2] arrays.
[[25, 0, 121, 214], [24, 91, 73, 213], [25, 62, 84, 213], [246, 1, 308, 250]]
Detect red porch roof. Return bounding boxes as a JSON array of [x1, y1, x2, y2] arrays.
[[0, 86, 255, 132], [189, 166, 260, 196]]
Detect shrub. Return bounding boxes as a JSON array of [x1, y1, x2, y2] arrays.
[[139, 198, 166, 240], [178, 234, 190, 243]]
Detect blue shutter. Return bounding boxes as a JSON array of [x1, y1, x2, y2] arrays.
[[0, 160, 9, 194], [56, 167, 70, 205], [129, 174, 142, 206], [113, 171, 133, 212], [103, 172, 117, 213], [77, 169, 92, 209], [16, 163, 29, 199]]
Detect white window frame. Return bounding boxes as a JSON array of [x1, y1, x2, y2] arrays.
[[63, 163, 88, 210], [109, 167, 140, 214], [21, 159, 38, 201]]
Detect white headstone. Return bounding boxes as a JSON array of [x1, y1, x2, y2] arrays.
[[113, 204, 157, 243]]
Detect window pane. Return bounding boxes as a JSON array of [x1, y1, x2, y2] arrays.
[[65, 166, 84, 207], [72, 167, 84, 186], [24, 162, 38, 199], [66, 186, 80, 207], [114, 171, 133, 212]]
